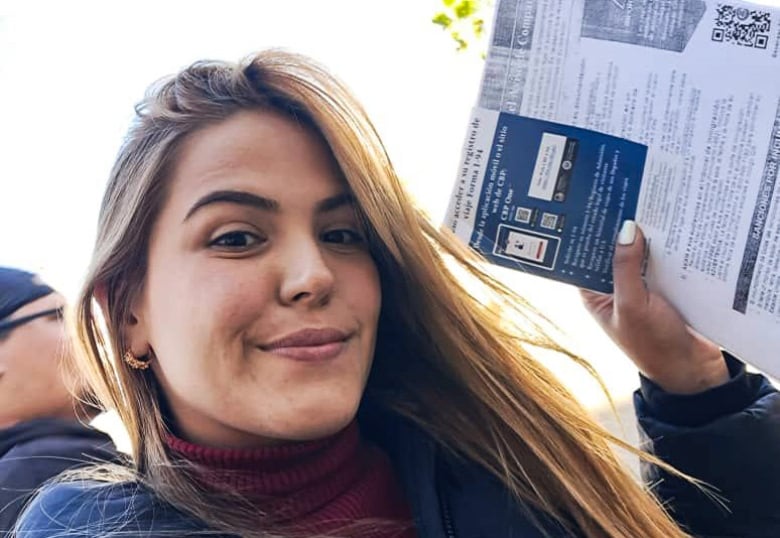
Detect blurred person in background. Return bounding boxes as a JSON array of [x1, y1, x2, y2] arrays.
[[0, 267, 117, 535]]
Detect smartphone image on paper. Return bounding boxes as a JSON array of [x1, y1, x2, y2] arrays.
[[505, 231, 548, 262], [493, 225, 559, 270]]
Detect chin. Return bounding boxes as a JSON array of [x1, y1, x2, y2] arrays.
[[275, 400, 360, 442]]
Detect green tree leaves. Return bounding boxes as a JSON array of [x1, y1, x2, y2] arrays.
[[432, 0, 492, 52]]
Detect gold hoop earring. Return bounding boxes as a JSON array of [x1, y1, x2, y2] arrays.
[[124, 351, 151, 370]]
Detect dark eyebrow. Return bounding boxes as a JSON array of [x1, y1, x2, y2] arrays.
[[183, 190, 355, 222], [317, 193, 355, 213], [184, 190, 279, 222]]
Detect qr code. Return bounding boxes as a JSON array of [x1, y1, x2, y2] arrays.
[[540, 212, 558, 230], [712, 4, 771, 49], [515, 207, 533, 224]]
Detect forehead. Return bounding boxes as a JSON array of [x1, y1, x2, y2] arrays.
[[166, 109, 347, 208]]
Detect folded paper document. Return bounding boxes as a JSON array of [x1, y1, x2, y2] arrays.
[[445, 0, 780, 374]]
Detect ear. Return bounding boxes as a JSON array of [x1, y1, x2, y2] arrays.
[[93, 281, 151, 357], [93, 283, 110, 315]]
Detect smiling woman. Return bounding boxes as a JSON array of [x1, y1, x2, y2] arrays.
[[128, 109, 382, 449], [14, 50, 780, 538]]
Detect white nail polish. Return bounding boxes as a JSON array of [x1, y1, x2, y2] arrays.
[[617, 220, 636, 245]]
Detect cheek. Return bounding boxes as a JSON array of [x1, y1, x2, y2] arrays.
[[199, 267, 278, 329], [4, 333, 63, 389], [145, 262, 277, 356], [342, 259, 382, 324], [0, 338, 20, 368]]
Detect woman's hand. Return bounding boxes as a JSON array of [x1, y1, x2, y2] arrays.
[[580, 221, 729, 395]]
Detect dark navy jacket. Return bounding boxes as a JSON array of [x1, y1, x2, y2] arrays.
[[0, 418, 116, 537], [16, 356, 780, 537]]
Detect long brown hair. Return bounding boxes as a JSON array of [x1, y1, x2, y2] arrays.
[[71, 50, 693, 537]]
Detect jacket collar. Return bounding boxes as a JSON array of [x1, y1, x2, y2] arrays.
[[358, 400, 450, 538], [358, 399, 571, 538]]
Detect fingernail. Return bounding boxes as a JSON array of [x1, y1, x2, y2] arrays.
[[617, 220, 636, 246]]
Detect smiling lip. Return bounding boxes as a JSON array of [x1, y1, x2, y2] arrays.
[[260, 328, 349, 362]]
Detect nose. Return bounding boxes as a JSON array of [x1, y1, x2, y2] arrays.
[[278, 238, 335, 307]]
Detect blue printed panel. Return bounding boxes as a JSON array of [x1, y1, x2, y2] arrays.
[[469, 114, 647, 293]]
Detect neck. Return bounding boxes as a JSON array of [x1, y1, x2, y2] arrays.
[[165, 419, 416, 536]]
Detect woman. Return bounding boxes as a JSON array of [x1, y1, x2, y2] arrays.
[[17, 51, 780, 537]]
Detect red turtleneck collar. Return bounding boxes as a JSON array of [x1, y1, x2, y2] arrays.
[[166, 421, 417, 537]]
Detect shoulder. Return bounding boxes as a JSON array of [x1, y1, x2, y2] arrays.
[[0, 419, 116, 466], [16, 480, 209, 537], [0, 425, 117, 495]]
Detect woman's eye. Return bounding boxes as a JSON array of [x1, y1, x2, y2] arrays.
[[209, 231, 263, 250], [322, 229, 364, 245]]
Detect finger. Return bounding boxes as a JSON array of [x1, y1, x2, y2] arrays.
[[579, 288, 613, 322], [612, 220, 649, 311], [579, 289, 606, 301], [579, 288, 609, 306]]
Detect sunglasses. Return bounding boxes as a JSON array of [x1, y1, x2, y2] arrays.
[[0, 306, 65, 339]]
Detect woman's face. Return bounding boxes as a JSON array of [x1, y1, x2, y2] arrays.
[[126, 110, 381, 448]]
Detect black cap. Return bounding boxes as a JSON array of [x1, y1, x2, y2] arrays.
[[0, 267, 55, 321]]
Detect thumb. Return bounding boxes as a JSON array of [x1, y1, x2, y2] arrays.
[[612, 220, 649, 311]]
